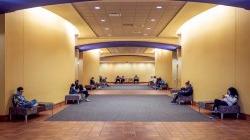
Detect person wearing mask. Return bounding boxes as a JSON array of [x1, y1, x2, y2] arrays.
[[13, 87, 38, 108], [121, 76, 125, 84], [171, 81, 193, 103]]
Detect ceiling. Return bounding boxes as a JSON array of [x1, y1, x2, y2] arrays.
[[72, 1, 186, 37], [100, 47, 155, 57]]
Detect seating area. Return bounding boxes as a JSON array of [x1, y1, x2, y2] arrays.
[[1, 1, 250, 140], [9, 102, 53, 123]]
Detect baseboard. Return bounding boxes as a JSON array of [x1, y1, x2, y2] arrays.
[[54, 101, 65, 107], [0, 115, 9, 122]]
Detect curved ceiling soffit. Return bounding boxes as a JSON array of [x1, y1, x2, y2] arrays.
[[76, 41, 181, 52], [0, 0, 250, 14], [100, 54, 155, 59]]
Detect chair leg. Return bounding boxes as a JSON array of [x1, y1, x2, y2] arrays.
[[9, 113, 12, 121], [221, 113, 224, 120], [236, 113, 239, 119], [25, 115, 28, 123]]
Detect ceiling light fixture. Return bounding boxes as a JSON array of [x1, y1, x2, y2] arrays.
[[105, 27, 109, 30], [143, 34, 148, 36], [146, 27, 151, 30], [100, 19, 106, 22], [156, 6, 162, 9], [94, 6, 101, 10], [151, 19, 156, 22]]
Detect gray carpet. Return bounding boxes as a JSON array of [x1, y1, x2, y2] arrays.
[[48, 95, 211, 122], [101, 85, 153, 90]]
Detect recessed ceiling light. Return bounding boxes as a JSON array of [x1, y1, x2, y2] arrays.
[[100, 19, 106, 22], [143, 34, 148, 36], [146, 27, 151, 30], [150, 19, 156, 22], [94, 6, 101, 10], [105, 27, 109, 30], [156, 6, 162, 9]]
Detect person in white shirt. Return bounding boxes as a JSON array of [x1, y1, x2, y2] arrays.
[[213, 87, 238, 111]]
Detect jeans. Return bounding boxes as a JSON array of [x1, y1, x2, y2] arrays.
[[22, 99, 37, 108], [213, 99, 228, 110]]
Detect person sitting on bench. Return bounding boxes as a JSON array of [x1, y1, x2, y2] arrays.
[[90, 77, 99, 88], [121, 76, 125, 84], [134, 75, 139, 84], [13, 87, 38, 108], [171, 81, 193, 103], [213, 87, 238, 111], [69, 83, 79, 94], [115, 75, 121, 84], [79, 84, 91, 102]]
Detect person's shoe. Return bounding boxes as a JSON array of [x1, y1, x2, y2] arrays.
[[85, 99, 91, 102], [171, 100, 176, 103]]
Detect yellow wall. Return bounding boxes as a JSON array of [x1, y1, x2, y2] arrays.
[[81, 50, 100, 85], [179, 6, 250, 114], [2, 8, 76, 115], [155, 49, 173, 87], [99, 62, 155, 82]]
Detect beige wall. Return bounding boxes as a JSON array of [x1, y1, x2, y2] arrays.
[[2, 8, 76, 115], [179, 6, 250, 114], [81, 50, 100, 85], [155, 49, 173, 87], [99, 62, 155, 82]]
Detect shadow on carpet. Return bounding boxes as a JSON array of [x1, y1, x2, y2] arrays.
[[48, 95, 211, 122], [100, 85, 153, 90]]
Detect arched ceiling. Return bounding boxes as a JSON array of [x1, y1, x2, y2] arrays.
[[0, 0, 250, 14]]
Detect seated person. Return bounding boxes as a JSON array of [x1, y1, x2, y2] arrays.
[[69, 83, 79, 94], [75, 80, 79, 90], [171, 81, 193, 103], [90, 77, 99, 88], [115, 75, 121, 84], [99, 76, 103, 83], [213, 87, 238, 111], [148, 76, 154, 86], [155, 77, 167, 90], [13, 87, 38, 108], [79, 84, 91, 102], [121, 76, 125, 84], [102, 77, 110, 87], [134, 75, 139, 84]]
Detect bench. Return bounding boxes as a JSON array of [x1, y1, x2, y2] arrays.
[[65, 94, 82, 104], [9, 102, 54, 123]]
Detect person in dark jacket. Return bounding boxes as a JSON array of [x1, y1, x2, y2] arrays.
[[79, 84, 91, 102], [75, 80, 79, 90], [171, 81, 193, 103]]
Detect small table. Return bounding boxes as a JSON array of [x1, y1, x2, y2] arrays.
[[38, 102, 54, 116], [198, 101, 214, 112]]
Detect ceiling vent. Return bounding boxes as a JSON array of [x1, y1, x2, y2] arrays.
[[123, 23, 134, 27], [108, 13, 121, 17]]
